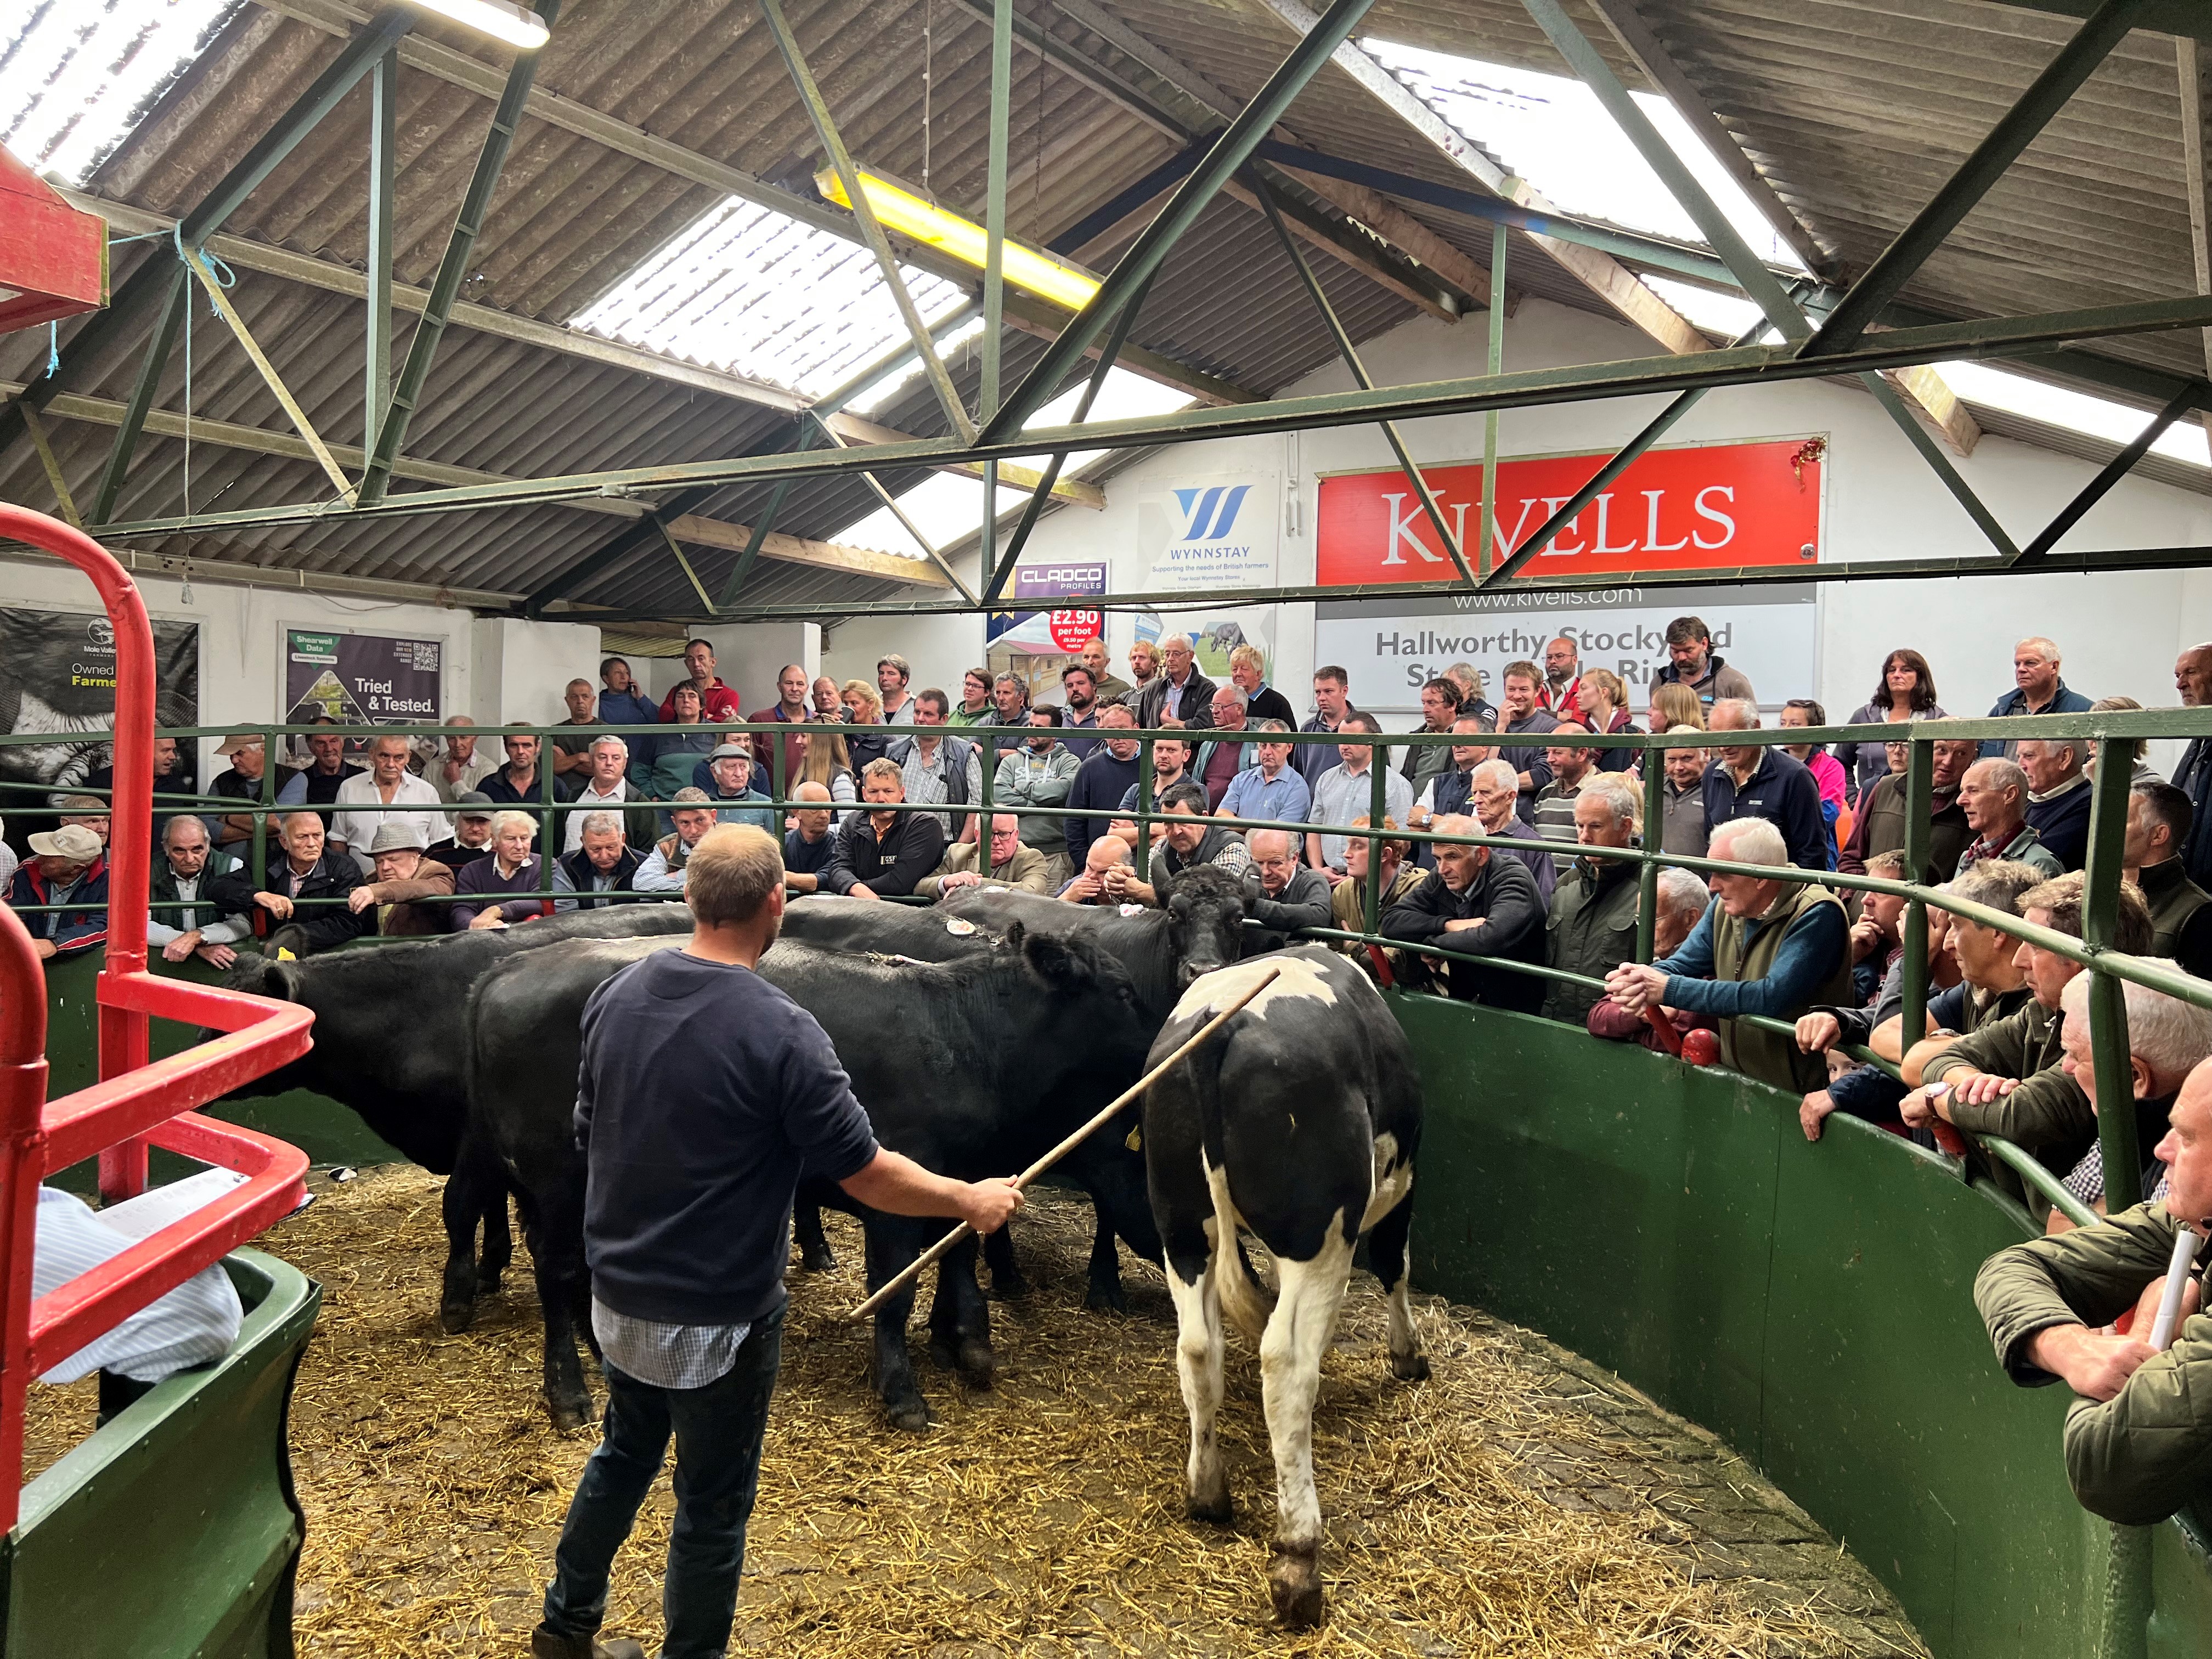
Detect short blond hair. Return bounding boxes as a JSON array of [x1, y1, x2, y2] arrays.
[[840, 680, 883, 721], [1228, 642, 1265, 675], [860, 757, 904, 790], [686, 825, 784, 926], [490, 809, 538, 839]]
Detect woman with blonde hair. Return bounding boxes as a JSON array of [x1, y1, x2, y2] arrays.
[[796, 728, 858, 823], [2086, 696, 2160, 783], [1574, 668, 1643, 774], [1648, 681, 1704, 735], [838, 679, 890, 770]]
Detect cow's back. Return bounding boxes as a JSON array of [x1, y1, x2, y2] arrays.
[[778, 894, 1002, 963]]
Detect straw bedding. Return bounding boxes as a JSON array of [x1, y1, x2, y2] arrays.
[[24, 1166, 1923, 1657]]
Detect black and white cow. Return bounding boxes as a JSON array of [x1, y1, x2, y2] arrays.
[[1142, 947, 1428, 1629], [466, 922, 1153, 1431], [212, 905, 693, 1327]]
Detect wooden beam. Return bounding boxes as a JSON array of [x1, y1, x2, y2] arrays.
[[662, 514, 950, 586], [6, 381, 944, 587], [1881, 364, 1983, 456], [824, 413, 1107, 506]]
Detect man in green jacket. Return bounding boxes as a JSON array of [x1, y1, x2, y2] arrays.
[[1974, 1056, 2212, 1526], [1905, 871, 2153, 1206], [1541, 777, 1641, 1025]]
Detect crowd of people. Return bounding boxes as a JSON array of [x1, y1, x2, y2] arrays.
[[13, 615, 2212, 1532]]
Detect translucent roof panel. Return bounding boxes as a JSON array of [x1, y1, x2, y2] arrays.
[[569, 196, 970, 400], [1642, 276, 2211, 471], [1, 0, 238, 185], [1361, 37, 1805, 272], [835, 368, 1193, 556]]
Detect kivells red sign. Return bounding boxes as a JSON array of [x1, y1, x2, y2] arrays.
[[1316, 436, 1824, 585]]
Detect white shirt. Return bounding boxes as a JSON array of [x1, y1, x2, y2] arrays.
[[566, 777, 635, 852], [36, 1172, 246, 1384], [328, 770, 447, 853]]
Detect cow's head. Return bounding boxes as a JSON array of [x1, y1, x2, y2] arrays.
[[196, 954, 310, 1094], [1007, 922, 1153, 1082], [1158, 863, 1247, 984]]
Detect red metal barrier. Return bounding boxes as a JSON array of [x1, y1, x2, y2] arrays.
[[0, 505, 315, 1532]]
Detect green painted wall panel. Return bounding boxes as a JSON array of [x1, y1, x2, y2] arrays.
[[1391, 991, 2212, 1659]]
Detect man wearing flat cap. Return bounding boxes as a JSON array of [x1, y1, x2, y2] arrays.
[[347, 822, 458, 937], [426, 792, 499, 873], [6, 824, 110, 961], [699, 743, 776, 835]]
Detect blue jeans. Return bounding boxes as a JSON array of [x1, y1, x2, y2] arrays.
[[540, 1308, 784, 1659]]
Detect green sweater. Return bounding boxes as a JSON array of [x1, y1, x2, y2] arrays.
[[1975, 1201, 2212, 1525]]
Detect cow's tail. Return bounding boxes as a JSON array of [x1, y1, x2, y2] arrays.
[[1191, 1024, 1275, 1342]]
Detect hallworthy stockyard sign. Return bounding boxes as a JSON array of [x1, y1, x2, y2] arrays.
[[1314, 436, 1825, 585], [1313, 583, 1818, 715]]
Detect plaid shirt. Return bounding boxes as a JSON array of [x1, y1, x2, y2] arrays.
[[591, 1299, 751, 1390]]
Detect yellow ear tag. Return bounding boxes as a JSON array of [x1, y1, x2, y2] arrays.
[[276, 947, 297, 961], [1125, 1125, 1142, 1152]]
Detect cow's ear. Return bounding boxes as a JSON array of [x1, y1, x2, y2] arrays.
[[1020, 928, 1094, 994], [1002, 919, 1026, 955]]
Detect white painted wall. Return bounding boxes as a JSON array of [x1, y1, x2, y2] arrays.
[[822, 598, 985, 708], [1013, 296, 2212, 757], [694, 622, 821, 713], [471, 618, 602, 728]]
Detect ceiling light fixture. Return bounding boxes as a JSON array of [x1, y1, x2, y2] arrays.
[[404, 0, 551, 49], [816, 170, 1101, 312]]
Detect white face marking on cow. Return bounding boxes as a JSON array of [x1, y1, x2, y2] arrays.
[[1171, 952, 1338, 1025], [1361, 1131, 1413, 1234]]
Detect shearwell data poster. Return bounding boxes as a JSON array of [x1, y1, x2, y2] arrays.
[[284, 629, 443, 755]]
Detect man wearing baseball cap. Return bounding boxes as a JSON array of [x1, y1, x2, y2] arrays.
[[346, 822, 458, 937], [206, 733, 298, 850], [5, 824, 109, 961]]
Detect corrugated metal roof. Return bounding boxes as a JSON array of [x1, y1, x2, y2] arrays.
[[2, 0, 2206, 615]]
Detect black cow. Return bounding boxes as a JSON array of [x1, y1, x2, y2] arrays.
[[213, 905, 693, 1327], [778, 862, 1248, 1306], [467, 923, 1153, 1431], [1142, 947, 1428, 1629]]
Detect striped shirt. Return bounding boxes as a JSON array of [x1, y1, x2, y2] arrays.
[[36, 1173, 245, 1385], [1531, 777, 1587, 874]]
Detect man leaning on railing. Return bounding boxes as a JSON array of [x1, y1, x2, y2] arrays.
[[1974, 1053, 2212, 1527], [1602, 817, 1850, 1093], [1905, 872, 2153, 1217]]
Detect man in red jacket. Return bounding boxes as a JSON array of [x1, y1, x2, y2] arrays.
[[660, 638, 741, 724]]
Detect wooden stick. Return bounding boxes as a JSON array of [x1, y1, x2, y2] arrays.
[[846, 963, 1282, 1321]]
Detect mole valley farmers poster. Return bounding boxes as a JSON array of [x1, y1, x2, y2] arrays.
[[284, 629, 443, 756], [0, 604, 199, 801]]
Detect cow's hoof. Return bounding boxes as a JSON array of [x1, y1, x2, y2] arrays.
[[1187, 1492, 1232, 1526], [927, 1334, 959, 1372], [1084, 1277, 1128, 1315], [546, 1395, 596, 1435], [956, 1340, 994, 1387], [1391, 1350, 1431, 1383], [984, 1269, 1030, 1300], [885, 1398, 932, 1434], [1268, 1547, 1326, 1629], [477, 1260, 505, 1295], [438, 1300, 475, 1335], [800, 1244, 837, 1273]]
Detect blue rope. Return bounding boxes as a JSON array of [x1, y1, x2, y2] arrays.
[[171, 222, 236, 315], [44, 323, 58, 378]]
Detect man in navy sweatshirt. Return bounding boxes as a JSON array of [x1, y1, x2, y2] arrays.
[[533, 825, 1021, 1659], [1064, 704, 1142, 871]]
